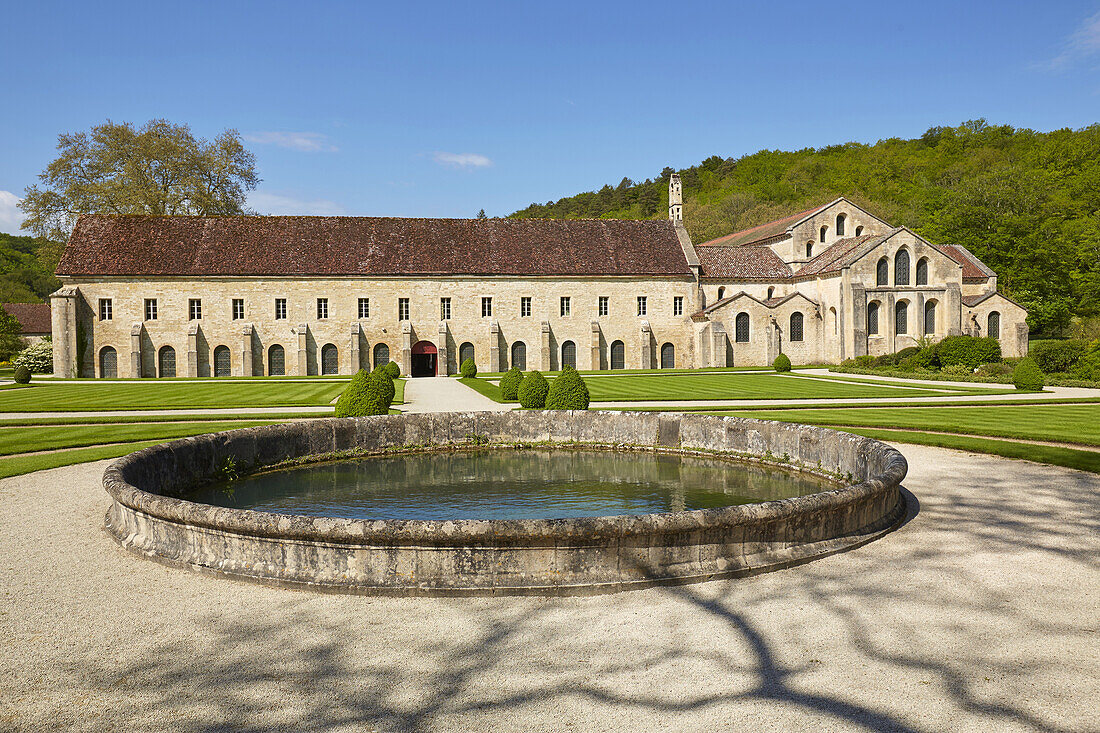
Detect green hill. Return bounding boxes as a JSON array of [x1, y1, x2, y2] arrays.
[[509, 120, 1100, 337], [0, 231, 61, 304]]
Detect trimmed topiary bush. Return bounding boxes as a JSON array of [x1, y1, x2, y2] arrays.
[[773, 353, 791, 372], [371, 366, 396, 407], [517, 370, 549, 409], [12, 338, 53, 374], [934, 335, 1000, 370], [383, 360, 401, 379], [459, 358, 477, 378], [545, 365, 590, 410], [335, 370, 387, 416], [1030, 339, 1087, 374], [13, 365, 31, 384], [1012, 357, 1045, 391], [499, 367, 523, 401]]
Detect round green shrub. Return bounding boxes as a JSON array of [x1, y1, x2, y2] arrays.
[[459, 358, 477, 378], [335, 370, 387, 416], [517, 370, 549, 409], [1012, 357, 1045, 391], [371, 367, 396, 407], [13, 365, 31, 384], [499, 367, 523, 401], [545, 365, 590, 410], [383, 360, 401, 379], [773, 353, 792, 373]]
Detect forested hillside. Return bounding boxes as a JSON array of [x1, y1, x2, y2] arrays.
[[510, 121, 1100, 336], [0, 232, 61, 304]]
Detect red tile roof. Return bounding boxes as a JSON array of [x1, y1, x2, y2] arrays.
[[939, 244, 994, 281], [2, 303, 51, 334], [795, 233, 892, 277], [698, 205, 825, 247], [57, 215, 693, 278], [696, 246, 792, 280]]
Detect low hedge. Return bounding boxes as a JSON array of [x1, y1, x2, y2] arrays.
[[1029, 339, 1087, 373], [499, 367, 523, 401], [934, 335, 1001, 369], [517, 370, 549, 409], [460, 358, 478, 378], [773, 353, 791, 373], [545, 365, 590, 410]]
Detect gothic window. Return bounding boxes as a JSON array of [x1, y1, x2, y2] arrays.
[[561, 340, 577, 369], [806, 241, 813, 258], [924, 300, 936, 335], [916, 258, 929, 285], [894, 250, 910, 286], [99, 346, 117, 378], [836, 213, 846, 236], [321, 343, 339, 375], [867, 302, 880, 335], [876, 257, 888, 286], [158, 346, 176, 378], [610, 340, 625, 370], [988, 311, 1001, 339], [268, 345, 285, 376], [895, 301, 908, 335], [735, 312, 750, 343], [373, 343, 390, 366], [660, 343, 675, 369], [790, 312, 804, 342], [820, 226, 827, 242]]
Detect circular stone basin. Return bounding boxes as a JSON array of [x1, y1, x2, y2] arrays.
[[187, 448, 837, 521], [104, 411, 908, 596]]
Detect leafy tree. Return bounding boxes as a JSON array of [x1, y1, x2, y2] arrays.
[[0, 306, 25, 361], [20, 119, 259, 242]]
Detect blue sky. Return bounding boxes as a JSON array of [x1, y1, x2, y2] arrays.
[[2, 0, 1099, 235]]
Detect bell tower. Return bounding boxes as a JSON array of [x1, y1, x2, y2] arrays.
[[668, 172, 683, 223]]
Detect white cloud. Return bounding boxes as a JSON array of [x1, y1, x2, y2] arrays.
[[0, 191, 26, 235], [432, 152, 493, 169], [1045, 10, 1100, 70], [248, 191, 346, 216], [243, 131, 338, 152]]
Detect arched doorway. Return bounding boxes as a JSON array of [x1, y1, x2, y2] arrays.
[[268, 344, 285, 376], [610, 340, 625, 370], [411, 340, 438, 377], [99, 346, 117, 378], [158, 346, 176, 378], [321, 343, 339, 375], [660, 342, 675, 369], [373, 343, 390, 368], [213, 345, 231, 377], [561, 340, 576, 369], [511, 342, 526, 371]]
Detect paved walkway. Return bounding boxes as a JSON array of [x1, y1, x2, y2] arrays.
[[401, 376, 512, 414], [1, 444, 1096, 731]]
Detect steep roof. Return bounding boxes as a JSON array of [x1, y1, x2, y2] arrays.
[[696, 245, 792, 280], [940, 244, 995, 281], [795, 232, 894, 277], [2, 303, 51, 334], [57, 215, 694, 278], [698, 205, 825, 247]]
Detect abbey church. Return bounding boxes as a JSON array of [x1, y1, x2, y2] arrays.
[[50, 175, 1027, 378]]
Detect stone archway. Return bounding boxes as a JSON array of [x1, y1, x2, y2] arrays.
[[411, 340, 438, 377]]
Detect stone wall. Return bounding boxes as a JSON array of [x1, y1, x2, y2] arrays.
[[103, 412, 908, 596]]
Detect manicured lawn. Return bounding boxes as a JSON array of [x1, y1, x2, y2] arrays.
[[716, 404, 1100, 446], [0, 381, 348, 411], [0, 420, 284, 457], [0, 440, 167, 479]]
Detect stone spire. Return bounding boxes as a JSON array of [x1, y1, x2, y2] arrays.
[[668, 172, 683, 224]]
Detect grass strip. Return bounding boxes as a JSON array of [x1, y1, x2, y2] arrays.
[[0, 412, 331, 426], [0, 381, 347, 411], [0, 421, 283, 457], [458, 377, 507, 402], [0, 440, 168, 480]]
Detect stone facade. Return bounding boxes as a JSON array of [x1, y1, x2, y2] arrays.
[[50, 178, 1027, 377]]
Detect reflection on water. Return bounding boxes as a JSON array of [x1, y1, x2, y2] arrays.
[[188, 449, 832, 521]]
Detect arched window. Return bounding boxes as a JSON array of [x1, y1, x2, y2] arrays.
[[894, 250, 910, 286], [268, 344, 285, 376], [511, 342, 526, 371], [767, 287, 775, 299], [830, 307, 838, 335], [373, 342, 390, 367], [610, 340, 625, 370], [158, 346, 176, 378], [717, 286, 725, 300], [819, 225, 827, 242], [459, 342, 475, 366], [876, 257, 888, 286], [561, 340, 577, 369], [660, 342, 675, 369], [99, 346, 117, 378], [321, 343, 339, 375], [836, 213, 846, 236], [735, 312, 750, 343], [867, 302, 880, 335], [213, 345, 231, 377], [916, 258, 929, 285], [924, 300, 936, 335], [789, 312, 804, 342], [805, 241, 813, 258], [895, 301, 908, 335], [855, 225, 864, 236], [988, 311, 1001, 339]]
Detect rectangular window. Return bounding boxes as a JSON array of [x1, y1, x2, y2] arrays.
[[637, 296, 647, 316], [232, 298, 244, 320], [274, 298, 287, 320], [598, 296, 609, 317], [188, 299, 202, 320], [144, 298, 157, 321], [560, 296, 571, 317], [673, 296, 683, 316], [481, 297, 492, 318], [398, 298, 410, 321], [520, 297, 532, 317], [358, 298, 370, 319], [316, 298, 329, 320], [99, 298, 112, 321], [440, 297, 451, 320]]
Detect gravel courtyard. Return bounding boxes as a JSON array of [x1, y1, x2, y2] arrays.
[[1, 444, 1097, 732]]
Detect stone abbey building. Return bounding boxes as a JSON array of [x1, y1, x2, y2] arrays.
[[50, 175, 1027, 378]]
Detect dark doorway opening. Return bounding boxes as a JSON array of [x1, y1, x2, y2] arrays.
[[411, 340, 438, 377]]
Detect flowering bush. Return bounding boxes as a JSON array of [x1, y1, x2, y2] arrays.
[[12, 338, 53, 374]]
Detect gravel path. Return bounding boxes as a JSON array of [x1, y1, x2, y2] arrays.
[[1, 444, 1096, 732], [402, 376, 512, 413]]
